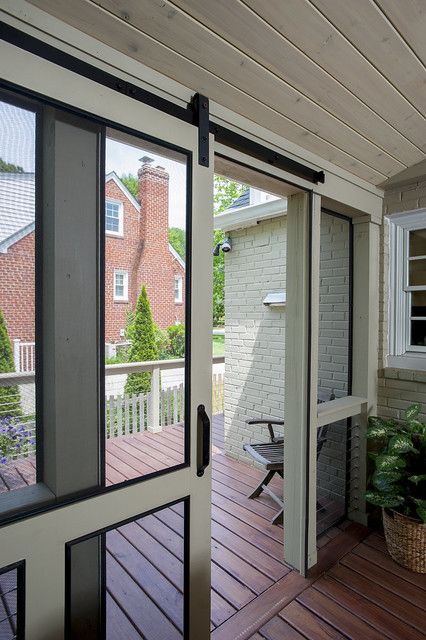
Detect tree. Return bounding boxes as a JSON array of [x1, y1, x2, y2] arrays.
[[0, 158, 24, 173], [124, 286, 158, 395], [168, 227, 186, 260], [214, 176, 247, 213], [212, 176, 247, 325], [120, 173, 139, 201], [0, 309, 21, 418]]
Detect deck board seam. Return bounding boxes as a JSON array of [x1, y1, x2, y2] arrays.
[[106, 548, 184, 635]]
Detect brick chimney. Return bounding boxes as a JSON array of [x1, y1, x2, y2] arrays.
[[138, 158, 170, 250]]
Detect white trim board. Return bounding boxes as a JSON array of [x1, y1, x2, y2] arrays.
[[317, 396, 368, 428], [214, 198, 287, 231], [387, 208, 426, 365], [105, 171, 140, 211], [0, 221, 35, 253], [169, 244, 185, 269]]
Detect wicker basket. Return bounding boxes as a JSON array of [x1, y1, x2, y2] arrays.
[[382, 508, 426, 573]]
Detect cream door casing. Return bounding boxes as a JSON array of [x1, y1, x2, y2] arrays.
[[0, 39, 213, 639]]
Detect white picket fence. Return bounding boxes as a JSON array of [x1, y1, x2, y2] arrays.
[[105, 370, 224, 439], [13, 340, 35, 373], [105, 383, 185, 439], [0, 357, 225, 458], [212, 372, 224, 415]]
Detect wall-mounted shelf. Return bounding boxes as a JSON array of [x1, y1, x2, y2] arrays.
[[263, 292, 286, 307], [317, 395, 368, 427]]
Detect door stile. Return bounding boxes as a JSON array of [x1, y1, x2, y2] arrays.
[[284, 191, 321, 574], [188, 132, 214, 638], [0, 41, 214, 639]]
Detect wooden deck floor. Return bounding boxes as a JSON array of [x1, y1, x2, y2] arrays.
[[1, 416, 425, 638]]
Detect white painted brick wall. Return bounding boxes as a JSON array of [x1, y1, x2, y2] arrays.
[[318, 213, 350, 399], [378, 178, 426, 421], [224, 211, 350, 502], [223, 218, 287, 463]]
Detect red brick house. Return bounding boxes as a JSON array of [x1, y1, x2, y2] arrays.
[[0, 160, 185, 351]]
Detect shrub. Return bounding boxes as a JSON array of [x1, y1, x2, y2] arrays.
[[154, 324, 171, 360], [124, 286, 158, 395], [366, 403, 426, 522], [126, 310, 170, 361], [167, 324, 185, 359], [0, 308, 21, 419]]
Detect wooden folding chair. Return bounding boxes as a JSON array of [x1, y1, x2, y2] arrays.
[[243, 392, 335, 525]]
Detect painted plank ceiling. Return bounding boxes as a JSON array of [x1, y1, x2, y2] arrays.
[[27, 0, 426, 185]]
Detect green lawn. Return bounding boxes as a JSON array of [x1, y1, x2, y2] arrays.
[[213, 334, 225, 357]]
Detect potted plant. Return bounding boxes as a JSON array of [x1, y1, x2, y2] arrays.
[[366, 403, 426, 573]]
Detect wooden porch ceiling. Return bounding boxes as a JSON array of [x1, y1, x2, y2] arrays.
[[24, 0, 426, 186]]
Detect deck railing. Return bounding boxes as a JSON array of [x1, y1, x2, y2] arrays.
[[0, 356, 225, 458], [13, 339, 35, 373]]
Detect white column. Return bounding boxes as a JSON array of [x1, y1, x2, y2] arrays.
[[42, 108, 102, 497], [284, 192, 320, 574], [148, 366, 161, 432], [349, 219, 380, 524], [13, 339, 20, 372]]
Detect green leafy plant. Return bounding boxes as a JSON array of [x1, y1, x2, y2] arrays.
[[125, 310, 172, 361], [154, 324, 171, 360], [0, 308, 22, 419], [366, 404, 426, 523], [213, 176, 247, 326], [124, 286, 158, 395], [167, 324, 185, 359], [168, 227, 186, 260], [120, 173, 139, 201], [0, 158, 24, 173]]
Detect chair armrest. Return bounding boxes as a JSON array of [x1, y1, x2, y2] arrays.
[[245, 419, 285, 426], [245, 418, 285, 443]]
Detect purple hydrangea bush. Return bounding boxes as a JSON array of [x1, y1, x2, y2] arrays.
[[0, 416, 35, 465]]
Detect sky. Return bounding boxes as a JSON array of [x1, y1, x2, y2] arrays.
[[0, 101, 35, 172], [106, 137, 187, 229], [0, 100, 279, 228], [0, 100, 187, 229]]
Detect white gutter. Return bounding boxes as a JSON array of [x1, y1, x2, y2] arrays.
[[214, 198, 287, 232]]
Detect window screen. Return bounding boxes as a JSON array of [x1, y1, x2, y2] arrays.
[[67, 501, 187, 639], [0, 93, 38, 500], [0, 562, 24, 639]]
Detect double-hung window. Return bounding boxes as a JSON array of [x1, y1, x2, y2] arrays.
[[114, 269, 128, 302], [389, 210, 426, 369], [174, 275, 183, 303], [105, 199, 123, 236]]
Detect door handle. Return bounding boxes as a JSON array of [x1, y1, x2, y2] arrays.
[[197, 404, 210, 477]]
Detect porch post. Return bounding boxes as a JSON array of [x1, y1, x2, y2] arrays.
[[148, 366, 161, 433], [36, 109, 104, 638], [349, 219, 380, 524], [41, 108, 102, 496], [284, 192, 320, 574], [13, 339, 20, 372]]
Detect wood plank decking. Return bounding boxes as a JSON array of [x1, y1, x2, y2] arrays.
[[1, 415, 425, 638]]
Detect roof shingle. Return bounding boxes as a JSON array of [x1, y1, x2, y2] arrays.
[[0, 172, 35, 246]]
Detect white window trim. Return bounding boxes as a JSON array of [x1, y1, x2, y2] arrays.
[[174, 275, 183, 304], [114, 269, 129, 302], [105, 198, 124, 237], [388, 209, 426, 370]]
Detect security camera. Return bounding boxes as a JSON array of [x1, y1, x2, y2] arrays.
[[213, 237, 232, 256], [221, 237, 232, 253]]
